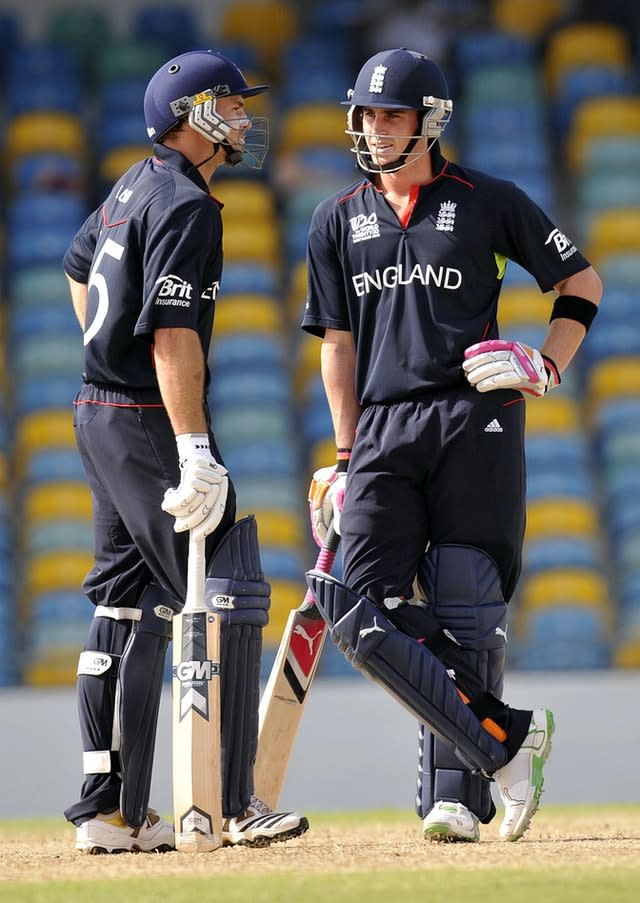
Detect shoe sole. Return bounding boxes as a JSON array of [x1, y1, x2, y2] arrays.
[[223, 817, 309, 848], [423, 825, 479, 843], [77, 842, 175, 855], [502, 710, 555, 842]]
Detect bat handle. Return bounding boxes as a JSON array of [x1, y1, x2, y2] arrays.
[[185, 532, 206, 613], [301, 526, 340, 608]]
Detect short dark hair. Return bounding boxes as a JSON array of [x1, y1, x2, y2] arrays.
[[159, 115, 188, 142]]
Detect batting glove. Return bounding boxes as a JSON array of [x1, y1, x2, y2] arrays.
[[462, 340, 560, 398], [308, 463, 347, 548], [161, 433, 229, 541]]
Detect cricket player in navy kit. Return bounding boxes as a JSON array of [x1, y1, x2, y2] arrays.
[[305, 49, 602, 842], [62, 50, 307, 853]]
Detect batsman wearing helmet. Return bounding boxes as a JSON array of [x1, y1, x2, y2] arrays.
[[63, 50, 307, 853], [305, 48, 602, 842]]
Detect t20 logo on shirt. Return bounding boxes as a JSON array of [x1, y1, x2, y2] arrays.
[[349, 212, 380, 244]]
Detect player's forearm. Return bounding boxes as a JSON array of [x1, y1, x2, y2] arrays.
[[153, 327, 208, 435], [321, 329, 361, 447], [542, 265, 603, 373], [65, 272, 88, 330]]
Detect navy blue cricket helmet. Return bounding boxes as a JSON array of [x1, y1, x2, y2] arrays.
[[144, 49, 269, 141], [343, 48, 453, 173]]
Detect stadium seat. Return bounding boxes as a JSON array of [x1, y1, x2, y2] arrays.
[[44, 6, 113, 75], [23, 550, 94, 605], [219, 0, 298, 79], [22, 481, 92, 526], [543, 22, 632, 95], [490, 0, 564, 39], [585, 210, 640, 266], [279, 104, 348, 153], [131, 5, 198, 57], [222, 221, 281, 267], [524, 395, 580, 433], [567, 96, 640, 169], [214, 405, 293, 448], [25, 519, 94, 558], [94, 41, 168, 87], [10, 264, 71, 306], [15, 410, 76, 469], [516, 607, 611, 669], [5, 111, 88, 165], [526, 497, 599, 541], [98, 145, 150, 187], [524, 534, 602, 573], [213, 294, 282, 334]]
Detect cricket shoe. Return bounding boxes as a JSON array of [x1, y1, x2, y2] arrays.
[[222, 795, 309, 847], [76, 808, 175, 854], [494, 708, 555, 841], [422, 801, 480, 843]]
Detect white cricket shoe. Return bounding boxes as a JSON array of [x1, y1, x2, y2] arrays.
[[422, 801, 480, 843], [222, 795, 309, 847], [494, 708, 555, 841], [76, 808, 175, 854]]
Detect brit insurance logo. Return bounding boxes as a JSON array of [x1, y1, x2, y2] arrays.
[[435, 200, 457, 232], [350, 212, 380, 244], [154, 274, 193, 307], [545, 227, 577, 262]]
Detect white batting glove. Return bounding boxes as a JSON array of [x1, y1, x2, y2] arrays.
[[161, 433, 229, 540], [308, 465, 347, 547], [462, 340, 560, 398]]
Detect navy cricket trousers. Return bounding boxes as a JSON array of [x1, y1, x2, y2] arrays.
[[340, 385, 527, 606], [73, 383, 236, 610]]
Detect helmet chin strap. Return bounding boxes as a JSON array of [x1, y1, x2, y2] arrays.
[[190, 141, 242, 174]]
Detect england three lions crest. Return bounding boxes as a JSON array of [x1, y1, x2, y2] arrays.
[[436, 201, 457, 232]]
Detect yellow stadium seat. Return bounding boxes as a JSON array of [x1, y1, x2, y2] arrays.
[[309, 435, 336, 475], [23, 550, 93, 605], [543, 23, 631, 95], [222, 220, 281, 267], [585, 209, 640, 265], [214, 293, 282, 334], [15, 410, 76, 469], [587, 357, 640, 414], [238, 509, 304, 548], [520, 568, 610, 609], [262, 577, 306, 646], [98, 145, 149, 184], [490, 0, 565, 39], [567, 96, 640, 169], [23, 481, 93, 525], [214, 179, 277, 221], [24, 651, 82, 686], [279, 104, 347, 153], [525, 497, 598, 540], [219, 1, 298, 79], [614, 631, 640, 668], [498, 287, 552, 328], [524, 395, 580, 433], [5, 112, 88, 164]]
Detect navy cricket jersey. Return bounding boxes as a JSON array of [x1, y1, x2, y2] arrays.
[[302, 150, 590, 405], [63, 143, 223, 393]]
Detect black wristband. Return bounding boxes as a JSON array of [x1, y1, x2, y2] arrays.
[[549, 294, 598, 332], [336, 448, 351, 473]]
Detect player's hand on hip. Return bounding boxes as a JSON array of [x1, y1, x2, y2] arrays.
[[462, 339, 560, 398], [308, 465, 346, 547], [161, 433, 228, 540]]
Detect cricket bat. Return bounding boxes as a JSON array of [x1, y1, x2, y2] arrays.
[[254, 528, 340, 808], [172, 531, 222, 852]]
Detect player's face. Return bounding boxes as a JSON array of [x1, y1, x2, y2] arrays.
[[361, 107, 423, 167], [216, 94, 251, 148]]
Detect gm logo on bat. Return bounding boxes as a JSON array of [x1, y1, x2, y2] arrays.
[[174, 660, 220, 682]]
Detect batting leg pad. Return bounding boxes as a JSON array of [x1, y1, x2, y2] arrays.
[[416, 545, 507, 822], [306, 570, 508, 775], [64, 609, 133, 825], [118, 585, 175, 827], [206, 516, 270, 817]]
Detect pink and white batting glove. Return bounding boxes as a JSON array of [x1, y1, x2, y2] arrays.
[[307, 452, 349, 547], [462, 340, 560, 397], [161, 433, 228, 540]]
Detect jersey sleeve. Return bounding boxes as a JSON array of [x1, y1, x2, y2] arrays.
[[135, 196, 219, 338], [302, 202, 351, 337], [492, 182, 591, 293], [62, 208, 103, 282]]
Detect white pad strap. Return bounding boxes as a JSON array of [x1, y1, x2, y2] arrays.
[[94, 605, 141, 621], [83, 750, 112, 774]]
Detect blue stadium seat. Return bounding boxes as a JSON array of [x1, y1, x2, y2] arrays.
[[524, 535, 602, 573], [517, 607, 610, 669], [212, 333, 284, 370], [14, 374, 79, 416], [131, 5, 198, 57], [209, 368, 291, 408], [7, 191, 87, 232]]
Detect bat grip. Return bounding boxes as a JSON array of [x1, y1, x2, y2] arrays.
[[185, 532, 206, 613], [302, 526, 340, 607]]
